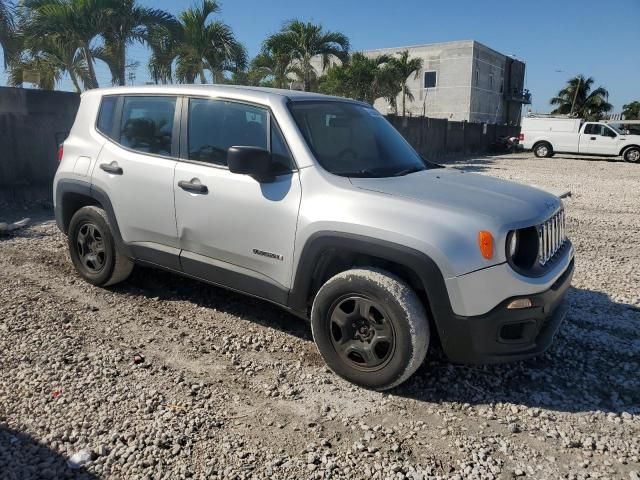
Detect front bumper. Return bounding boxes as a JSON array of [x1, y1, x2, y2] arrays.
[[439, 258, 574, 364]]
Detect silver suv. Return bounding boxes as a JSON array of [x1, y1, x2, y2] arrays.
[[54, 85, 574, 390]]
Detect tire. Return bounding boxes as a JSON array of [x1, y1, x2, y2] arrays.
[[533, 142, 553, 158], [623, 147, 640, 163], [311, 268, 429, 391], [67, 206, 133, 287]]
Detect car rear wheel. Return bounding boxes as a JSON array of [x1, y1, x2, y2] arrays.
[[68, 206, 133, 287], [534, 142, 553, 158], [311, 268, 429, 391], [623, 147, 640, 163]]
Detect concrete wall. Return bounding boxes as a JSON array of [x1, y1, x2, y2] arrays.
[[367, 40, 475, 121], [0, 87, 80, 204]]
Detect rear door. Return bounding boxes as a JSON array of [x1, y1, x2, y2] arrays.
[[579, 123, 620, 155], [91, 95, 180, 268], [173, 97, 301, 303]]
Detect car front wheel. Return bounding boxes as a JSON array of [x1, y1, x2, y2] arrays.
[[311, 268, 430, 391]]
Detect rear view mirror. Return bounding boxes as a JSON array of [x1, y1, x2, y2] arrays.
[[227, 146, 273, 181]]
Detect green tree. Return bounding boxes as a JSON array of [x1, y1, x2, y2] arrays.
[[246, 50, 293, 88], [385, 50, 423, 116], [9, 35, 90, 91], [98, 0, 177, 86], [622, 101, 640, 120], [550, 75, 612, 120], [0, 0, 15, 67], [319, 52, 391, 105], [263, 20, 349, 92], [149, 0, 246, 84], [20, 0, 106, 88]]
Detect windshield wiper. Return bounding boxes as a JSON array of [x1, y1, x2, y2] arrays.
[[334, 169, 383, 178], [393, 166, 424, 177]]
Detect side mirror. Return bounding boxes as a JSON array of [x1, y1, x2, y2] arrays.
[[227, 146, 273, 181]]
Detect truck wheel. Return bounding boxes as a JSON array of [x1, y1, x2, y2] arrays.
[[533, 142, 553, 158], [67, 206, 133, 287], [623, 147, 640, 163], [311, 268, 429, 391]]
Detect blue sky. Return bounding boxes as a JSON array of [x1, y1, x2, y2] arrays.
[[2, 0, 639, 113]]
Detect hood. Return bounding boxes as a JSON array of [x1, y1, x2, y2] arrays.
[[349, 168, 560, 226]]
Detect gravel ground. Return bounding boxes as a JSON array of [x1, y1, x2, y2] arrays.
[[1, 152, 639, 480]]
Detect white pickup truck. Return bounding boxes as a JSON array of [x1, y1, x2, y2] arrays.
[[520, 116, 640, 162]]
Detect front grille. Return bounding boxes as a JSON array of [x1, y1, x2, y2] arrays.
[[538, 209, 567, 266]]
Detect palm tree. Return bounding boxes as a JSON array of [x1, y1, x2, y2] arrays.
[[20, 0, 104, 88], [149, 0, 246, 84], [99, 0, 178, 86], [550, 75, 612, 120], [248, 50, 293, 88], [385, 50, 423, 116], [263, 20, 349, 92], [0, 0, 15, 67], [622, 101, 640, 120], [9, 35, 90, 91], [319, 52, 391, 104]]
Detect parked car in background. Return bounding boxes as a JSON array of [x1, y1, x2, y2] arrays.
[[54, 85, 574, 390], [520, 116, 640, 162]]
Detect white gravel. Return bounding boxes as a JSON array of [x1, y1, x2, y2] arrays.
[[0, 151, 639, 479]]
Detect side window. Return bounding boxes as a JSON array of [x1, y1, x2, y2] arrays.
[[271, 122, 294, 174], [119, 96, 176, 156], [424, 71, 437, 89], [188, 99, 267, 166], [583, 124, 596, 135], [96, 96, 117, 139], [602, 127, 617, 138]]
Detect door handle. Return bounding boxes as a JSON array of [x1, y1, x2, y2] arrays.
[[100, 162, 123, 175], [178, 179, 208, 194], [590, 137, 596, 140]]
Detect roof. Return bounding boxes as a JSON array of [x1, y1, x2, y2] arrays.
[[81, 84, 367, 105]]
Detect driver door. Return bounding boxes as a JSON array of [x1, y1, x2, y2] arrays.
[[580, 123, 619, 155], [173, 97, 301, 303]]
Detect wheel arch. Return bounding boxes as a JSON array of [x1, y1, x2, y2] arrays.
[[55, 179, 131, 257], [620, 144, 640, 157], [288, 232, 455, 343]]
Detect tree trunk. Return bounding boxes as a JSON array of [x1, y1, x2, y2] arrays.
[[199, 68, 206, 84], [68, 69, 82, 93], [401, 84, 406, 117], [83, 43, 98, 89], [118, 41, 126, 86]]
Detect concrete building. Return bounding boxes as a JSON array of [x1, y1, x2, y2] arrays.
[[311, 40, 530, 125], [365, 40, 529, 124]]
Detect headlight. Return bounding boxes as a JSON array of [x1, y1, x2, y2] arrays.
[[506, 227, 538, 271]]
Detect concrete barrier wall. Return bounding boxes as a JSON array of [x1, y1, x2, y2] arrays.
[[0, 88, 520, 205], [0, 87, 80, 204]]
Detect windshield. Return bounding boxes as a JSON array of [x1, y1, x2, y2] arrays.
[[608, 124, 624, 134], [288, 101, 437, 177]]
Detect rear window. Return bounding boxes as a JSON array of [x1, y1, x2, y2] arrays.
[[119, 96, 176, 156], [96, 96, 117, 138]]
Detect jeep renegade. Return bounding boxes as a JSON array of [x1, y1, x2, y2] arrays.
[[54, 85, 574, 390]]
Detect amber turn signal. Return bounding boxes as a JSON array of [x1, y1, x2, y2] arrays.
[[477, 231, 494, 259]]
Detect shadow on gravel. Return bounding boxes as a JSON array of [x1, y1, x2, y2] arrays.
[[396, 287, 640, 415], [0, 426, 98, 479], [117, 266, 313, 342]]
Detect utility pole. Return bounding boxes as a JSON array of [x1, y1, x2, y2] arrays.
[[570, 76, 581, 117]]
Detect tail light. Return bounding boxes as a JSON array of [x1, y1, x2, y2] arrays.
[[57, 144, 64, 162], [518, 133, 524, 141]]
